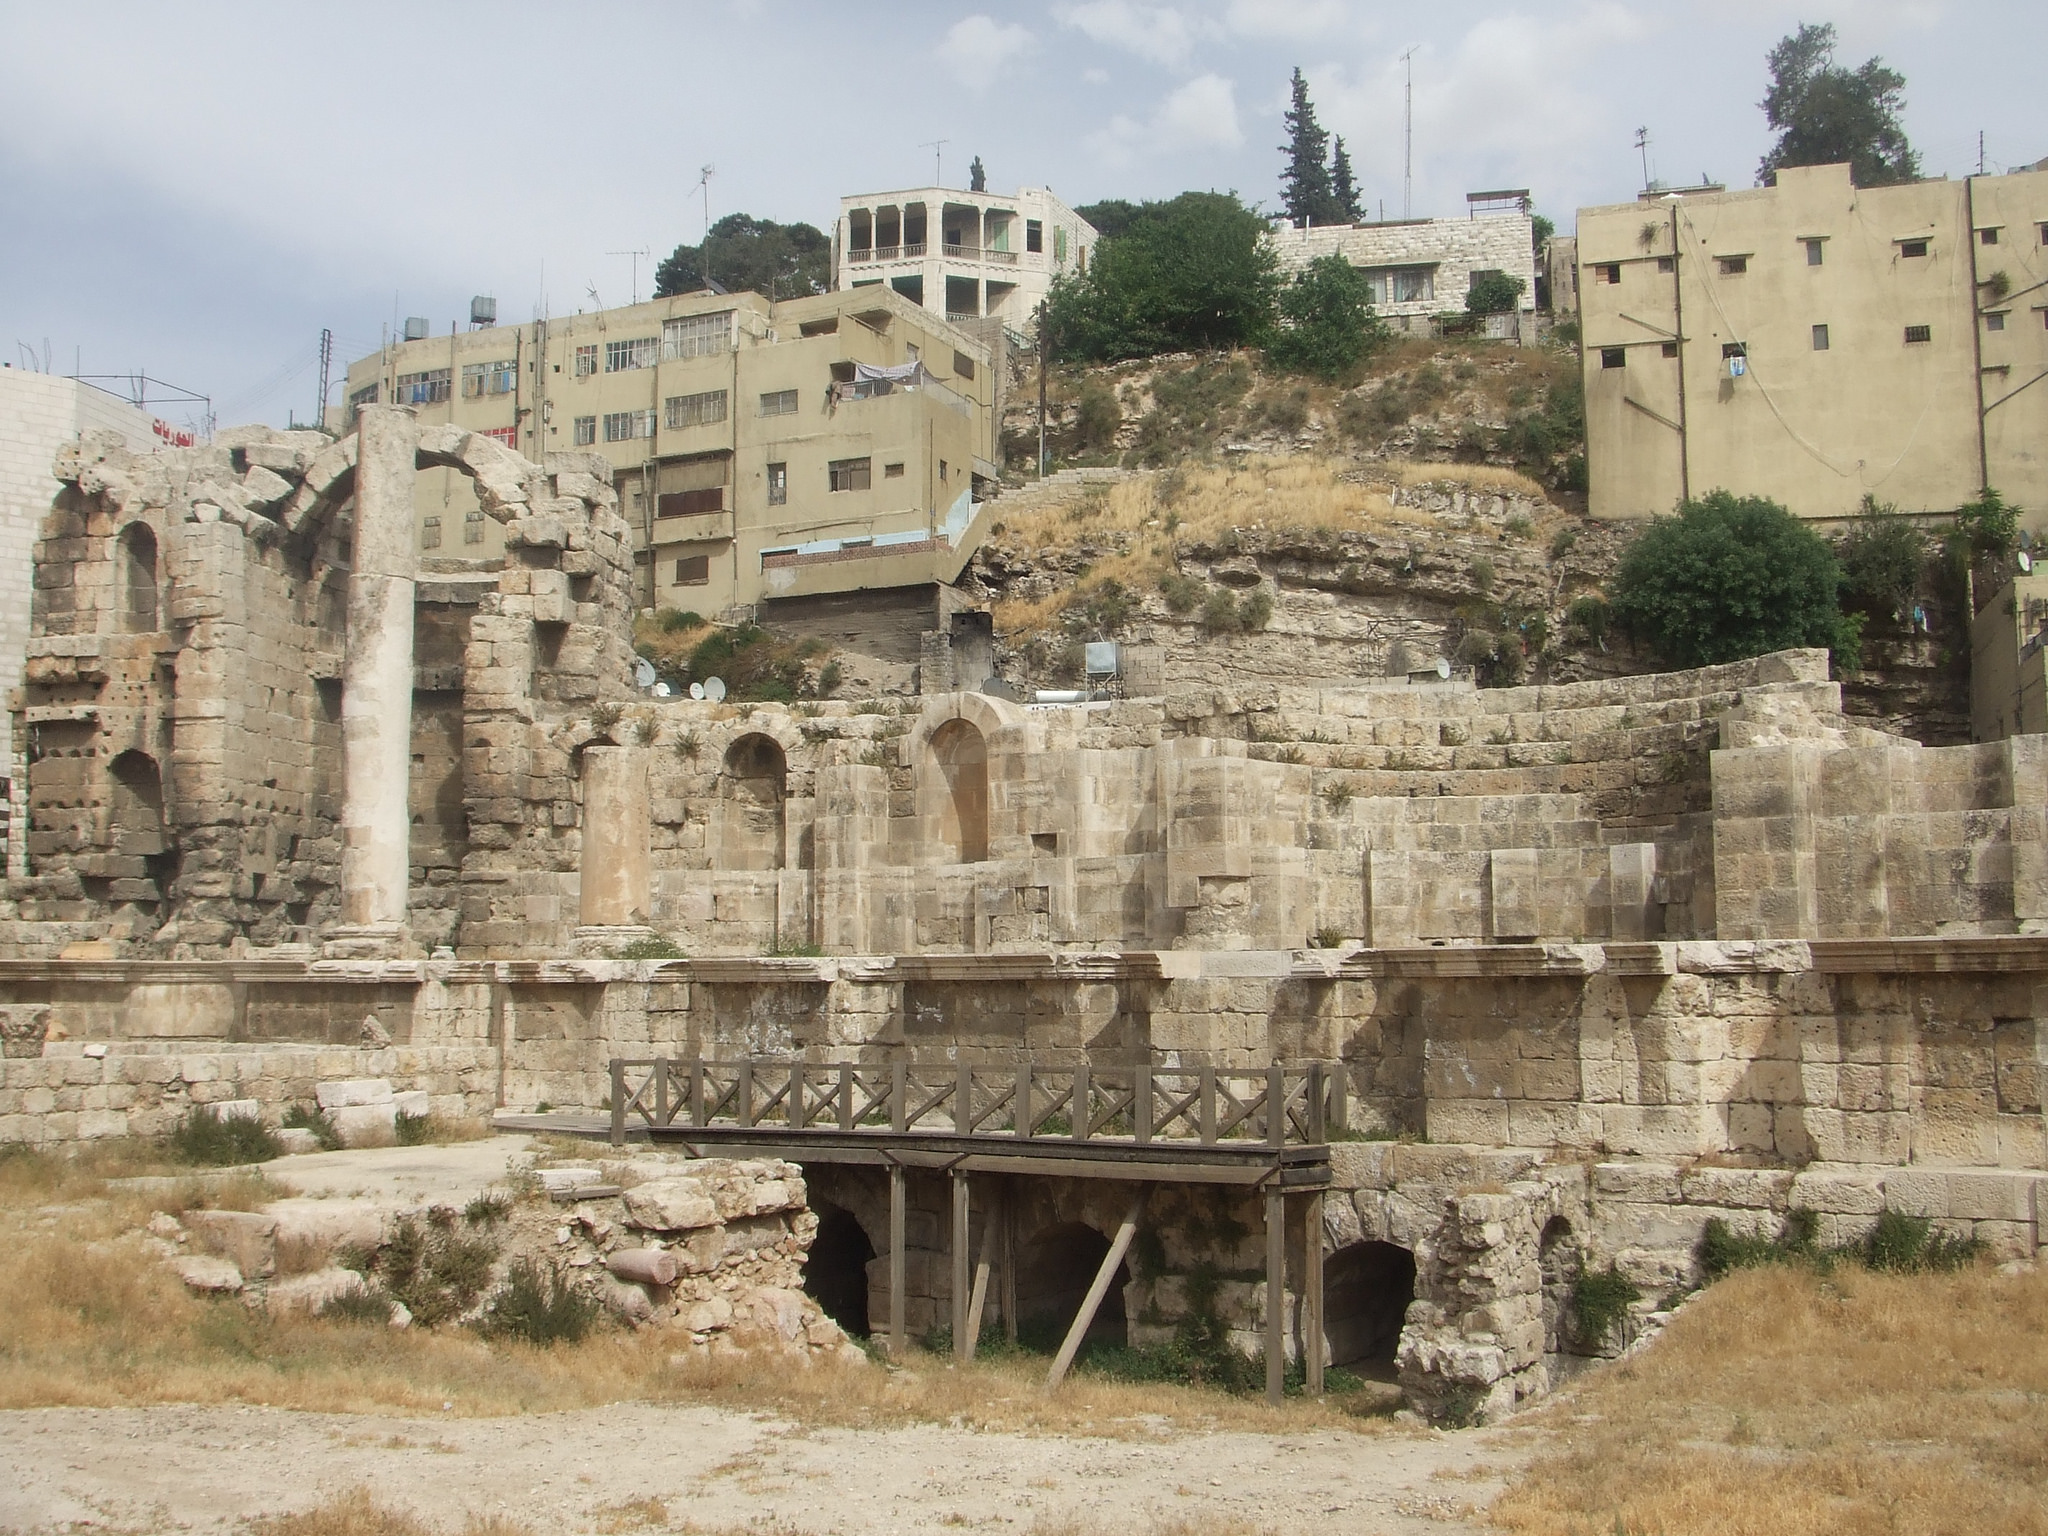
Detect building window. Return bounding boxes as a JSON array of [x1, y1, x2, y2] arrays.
[[1600, 347, 1626, 369], [1656, 256, 1675, 273], [658, 487, 723, 518], [395, 368, 451, 405], [575, 345, 598, 377], [421, 516, 442, 550], [673, 555, 710, 586], [884, 461, 905, 478], [1985, 311, 2007, 332], [665, 389, 728, 430], [1661, 341, 1679, 358], [663, 311, 733, 360], [480, 425, 517, 447], [1363, 266, 1435, 305], [1812, 324, 1830, 350], [1904, 325, 1932, 344], [767, 462, 787, 505], [464, 509, 485, 545], [939, 459, 948, 481], [348, 382, 379, 413], [1899, 240, 1929, 259], [1802, 239, 1824, 266], [573, 415, 597, 446], [604, 409, 656, 442], [1979, 227, 2000, 246], [759, 389, 798, 417], [829, 457, 872, 492], [953, 349, 975, 380], [461, 359, 516, 397], [1054, 227, 1068, 263], [1721, 342, 1747, 358], [1026, 220, 1043, 253], [1717, 255, 1748, 276], [1594, 263, 1621, 284], [605, 337, 659, 373]]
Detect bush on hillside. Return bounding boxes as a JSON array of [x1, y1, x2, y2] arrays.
[[1266, 255, 1387, 381], [1608, 491, 1859, 670], [1836, 496, 1925, 622]]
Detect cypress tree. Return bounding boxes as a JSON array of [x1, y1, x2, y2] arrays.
[[1278, 68, 1335, 225], [1329, 136, 1362, 223]]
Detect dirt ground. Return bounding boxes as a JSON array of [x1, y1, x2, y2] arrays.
[[0, 1401, 1527, 1536]]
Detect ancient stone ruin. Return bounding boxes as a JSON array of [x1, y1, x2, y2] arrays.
[[3, 408, 2043, 1420]]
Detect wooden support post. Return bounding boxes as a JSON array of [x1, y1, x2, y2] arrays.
[[1265, 1183, 1286, 1406], [837, 1063, 853, 1131], [738, 1058, 755, 1128], [1001, 1179, 1019, 1343], [1133, 1059, 1151, 1145], [952, 1167, 971, 1363], [1305, 1188, 1325, 1396], [1267, 1062, 1286, 1150], [1045, 1194, 1143, 1392], [689, 1058, 706, 1127], [891, 1059, 909, 1134], [888, 1161, 907, 1360], [789, 1060, 805, 1128], [964, 1197, 994, 1363], [609, 1059, 626, 1146], [957, 1061, 973, 1134], [654, 1056, 669, 1127]]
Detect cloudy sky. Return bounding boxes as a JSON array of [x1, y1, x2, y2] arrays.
[[2, 1, 2039, 432]]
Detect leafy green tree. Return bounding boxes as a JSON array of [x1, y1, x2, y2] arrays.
[[1758, 22, 1919, 188], [1043, 192, 1279, 363], [1074, 199, 1144, 240], [1330, 137, 1362, 223], [1836, 497, 1925, 622], [1279, 67, 1337, 224], [654, 214, 830, 299], [1267, 255, 1385, 380], [1609, 490, 1859, 668], [1465, 271, 1527, 314]]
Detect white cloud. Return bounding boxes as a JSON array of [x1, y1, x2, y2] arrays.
[[936, 14, 1035, 84], [1223, 0, 1356, 40], [1091, 73, 1243, 165], [1056, 2, 1205, 69], [1083, 66, 1112, 84]]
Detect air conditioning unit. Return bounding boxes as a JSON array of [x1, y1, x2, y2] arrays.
[[470, 296, 498, 327], [402, 316, 430, 341]]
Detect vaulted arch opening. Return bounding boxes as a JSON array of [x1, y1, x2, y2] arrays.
[[1016, 1220, 1127, 1350], [927, 718, 988, 864], [719, 733, 788, 870], [802, 1201, 877, 1337], [1322, 1240, 1416, 1371], [117, 523, 158, 633]]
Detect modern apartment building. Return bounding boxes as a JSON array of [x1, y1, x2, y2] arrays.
[[833, 184, 1097, 329], [1270, 192, 1540, 336], [338, 286, 998, 615], [1577, 161, 2048, 523]]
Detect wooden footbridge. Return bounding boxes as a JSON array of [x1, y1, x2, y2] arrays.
[[500, 1056, 1339, 1401]]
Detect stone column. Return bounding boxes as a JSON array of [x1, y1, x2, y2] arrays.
[[325, 405, 420, 959], [575, 744, 653, 953]]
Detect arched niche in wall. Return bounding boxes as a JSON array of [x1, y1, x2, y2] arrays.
[[116, 522, 158, 633], [719, 733, 788, 871], [927, 717, 989, 864]]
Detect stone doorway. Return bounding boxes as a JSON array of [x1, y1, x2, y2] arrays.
[[1323, 1240, 1416, 1372], [1016, 1220, 1127, 1350], [803, 1201, 876, 1337], [927, 718, 988, 864]]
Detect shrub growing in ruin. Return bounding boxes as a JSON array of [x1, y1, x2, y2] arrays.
[[170, 1106, 281, 1167], [478, 1258, 606, 1346]]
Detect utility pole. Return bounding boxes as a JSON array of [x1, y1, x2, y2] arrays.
[[1635, 127, 1652, 191], [694, 165, 715, 286], [1978, 130, 1986, 175], [1400, 47, 1417, 219], [315, 328, 333, 431]]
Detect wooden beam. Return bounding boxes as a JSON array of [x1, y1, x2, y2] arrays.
[[1001, 1179, 1018, 1343], [1265, 1185, 1285, 1405], [951, 1168, 971, 1363], [888, 1162, 907, 1360], [1305, 1188, 1325, 1396], [1044, 1194, 1143, 1392]]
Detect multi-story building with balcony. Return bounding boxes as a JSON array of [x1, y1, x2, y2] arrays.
[[338, 287, 998, 618], [833, 184, 1097, 330]]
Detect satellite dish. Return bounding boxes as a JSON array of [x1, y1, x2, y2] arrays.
[[704, 676, 728, 703], [2021, 551, 2034, 574], [631, 658, 657, 689], [688, 682, 706, 701], [652, 682, 672, 698], [1436, 657, 1452, 679]]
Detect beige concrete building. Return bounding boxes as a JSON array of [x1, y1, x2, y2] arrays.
[[834, 183, 1096, 329], [1578, 161, 2048, 524], [1270, 195, 1539, 337], [338, 287, 998, 615]]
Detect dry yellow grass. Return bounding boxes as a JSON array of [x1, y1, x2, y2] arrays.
[[0, 1148, 1385, 1438], [1380, 460, 1548, 498], [1492, 1261, 2048, 1536], [245, 1490, 535, 1536]]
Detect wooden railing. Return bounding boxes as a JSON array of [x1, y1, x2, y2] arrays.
[[609, 1057, 1337, 1149]]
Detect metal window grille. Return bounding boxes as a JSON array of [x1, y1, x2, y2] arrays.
[[673, 555, 710, 586], [606, 337, 659, 372], [1903, 324, 1932, 344], [575, 345, 598, 377], [664, 389, 729, 430], [828, 457, 872, 492], [421, 516, 442, 550], [464, 509, 485, 545], [662, 311, 733, 361], [480, 425, 517, 447], [348, 383, 379, 409], [573, 416, 597, 446], [604, 410, 656, 442], [395, 368, 450, 405], [1899, 240, 1929, 258], [1718, 256, 1748, 276], [759, 389, 798, 417], [767, 463, 787, 505]]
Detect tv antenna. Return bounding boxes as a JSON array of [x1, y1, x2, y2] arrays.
[[1399, 48, 1418, 219], [1635, 126, 1653, 190], [693, 164, 715, 286], [608, 247, 650, 306], [921, 138, 949, 185]]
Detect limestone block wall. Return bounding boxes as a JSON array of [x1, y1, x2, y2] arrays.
[[0, 1042, 495, 1146]]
